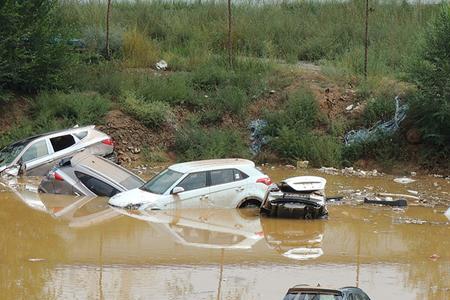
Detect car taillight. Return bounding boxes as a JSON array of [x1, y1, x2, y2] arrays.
[[102, 138, 114, 146], [256, 177, 272, 185], [50, 171, 64, 181]]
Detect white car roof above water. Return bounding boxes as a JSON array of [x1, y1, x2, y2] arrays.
[[169, 158, 255, 174]]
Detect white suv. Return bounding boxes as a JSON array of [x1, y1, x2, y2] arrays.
[[108, 158, 271, 210]]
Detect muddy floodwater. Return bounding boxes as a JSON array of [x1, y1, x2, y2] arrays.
[[0, 169, 449, 300]]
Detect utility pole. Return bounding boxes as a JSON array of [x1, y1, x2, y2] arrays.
[[227, 0, 232, 68], [105, 0, 112, 59], [364, 0, 369, 78]]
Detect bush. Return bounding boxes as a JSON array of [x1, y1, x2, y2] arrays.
[[135, 73, 196, 106], [408, 4, 450, 149], [215, 86, 248, 117], [362, 97, 396, 127], [120, 91, 169, 128], [265, 86, 319, 135], [174, 126, 249, 161], [0, 0, 73, 91], [271, 126, 342, 167], [33, 91, 111, 128], [122, 28, 160, 68], [0, 92, 111, 148]]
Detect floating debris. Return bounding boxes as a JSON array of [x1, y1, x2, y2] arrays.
[[394, 177, 416, 184]]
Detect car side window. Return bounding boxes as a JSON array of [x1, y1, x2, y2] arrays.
[[211, 169, 235, 186], [21, 140, 49, 162], [177, 172, 207, 192], [233, 169, 248, 181], [50, 134, 76, 152], [75, 171, 119, 197]]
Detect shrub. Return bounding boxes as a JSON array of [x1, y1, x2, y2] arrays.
[[362, 97, 396, 127], [32, 91, 111, 128], [271, 127, 342, 167], [174, 126, 249, 161], [265, 86, 319, 135], [135, 73, 196, 106], [408, 4, 450, 149], [122, 28, 160, 68], [215, 86, 248, 116], [0, 91, 111, 148], [0, 0, 73, 91], [120, 91, 169, 128]]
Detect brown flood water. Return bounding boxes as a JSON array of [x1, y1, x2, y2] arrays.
[[0, 169, 449, 300]]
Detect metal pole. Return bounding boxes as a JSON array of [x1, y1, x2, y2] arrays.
[[364, 0, 369, 78], [227, 0, 232, 68], [105, 0, 112, 59]]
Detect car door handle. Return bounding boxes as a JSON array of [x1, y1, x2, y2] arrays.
[[235, 187, 244, 192]]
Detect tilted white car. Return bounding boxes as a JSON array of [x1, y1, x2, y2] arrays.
[[0, 125, 114, 176], [108, 158, 272, 210]]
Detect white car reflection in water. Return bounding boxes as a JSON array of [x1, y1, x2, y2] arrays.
[[115, 208, 264, 250], [260, 216, 325, 261]]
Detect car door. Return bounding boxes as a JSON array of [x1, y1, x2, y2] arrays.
[[21, 139, 53, 176], [209, 169, 245, 208], [165, 171, 210, 209]]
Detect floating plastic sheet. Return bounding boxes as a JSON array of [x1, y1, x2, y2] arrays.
[[248, 119, 268, 155]]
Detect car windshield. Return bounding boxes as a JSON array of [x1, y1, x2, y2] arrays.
[[0, 140, 29, 168], [140, 168, 183, 195], [284, 293, 343, 300]]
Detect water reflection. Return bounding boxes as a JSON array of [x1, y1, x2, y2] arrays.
[[261, 217, 324, 260], [1, 176, 449, 299]]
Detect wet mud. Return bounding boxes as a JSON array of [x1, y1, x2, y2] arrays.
[[0, 170, 449, 300]]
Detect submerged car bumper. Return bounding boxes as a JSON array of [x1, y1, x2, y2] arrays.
[[261, 198, 328, 219]]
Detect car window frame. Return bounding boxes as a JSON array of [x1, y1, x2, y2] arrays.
[[74, 170, 121, 197]]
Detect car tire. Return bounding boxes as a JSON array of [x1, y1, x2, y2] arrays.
[[238, 199, 261, 209]]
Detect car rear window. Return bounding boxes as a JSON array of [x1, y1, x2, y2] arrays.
[[211, 169, 234, 185], [75, 171, 119, 197], [210, 169, 248, 186], [284, 294, 343, 300], [50, 135, 76, 152], [74, 131, 88, 140]]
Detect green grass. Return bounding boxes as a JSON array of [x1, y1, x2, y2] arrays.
[[0, 91, 110, 148], [60, 0, 439, 77]]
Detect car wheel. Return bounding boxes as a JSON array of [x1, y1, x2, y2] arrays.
[[238, 199, 261, 209]]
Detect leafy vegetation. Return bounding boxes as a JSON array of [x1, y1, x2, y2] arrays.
[[174, 126, 250, 161], [408, 4, 450, 150], [0, 0, 72, 92], [0, 92, 110, 148]]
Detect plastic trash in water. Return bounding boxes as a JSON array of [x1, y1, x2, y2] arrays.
[[344, 96, 408, 145], [445, 207, 450, 221], [248, 119, 268, 155]]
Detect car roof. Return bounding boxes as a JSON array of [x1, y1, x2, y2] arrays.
[[70, 153, 145, 188], [2, 125, 95, 149], [287, 285, 342, 295], [169, 158, 255, 173]]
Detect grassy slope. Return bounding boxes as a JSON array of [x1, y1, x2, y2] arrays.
[[1, 1, 447, 172]]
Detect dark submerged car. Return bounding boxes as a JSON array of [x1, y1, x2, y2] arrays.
[[283, 285, 371, 300]]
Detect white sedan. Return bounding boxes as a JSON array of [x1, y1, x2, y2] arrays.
[[108, 158, 272, 210]]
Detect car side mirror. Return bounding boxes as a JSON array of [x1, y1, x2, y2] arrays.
[[171, 186, 185, 194]]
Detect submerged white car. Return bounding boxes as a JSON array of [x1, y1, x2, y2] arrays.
[[108, 158, 272, 210]]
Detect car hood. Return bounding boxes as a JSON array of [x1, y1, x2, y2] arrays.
[[108, 188, 162, 210]]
